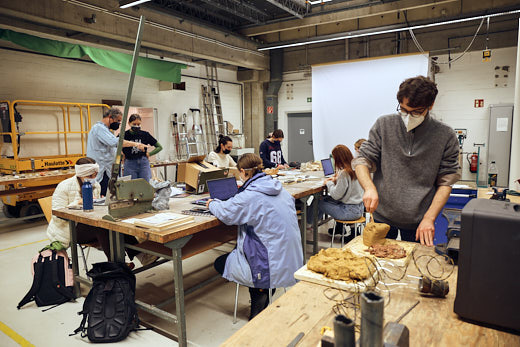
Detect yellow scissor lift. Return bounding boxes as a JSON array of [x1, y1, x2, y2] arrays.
[[0, 100, 109, 221]]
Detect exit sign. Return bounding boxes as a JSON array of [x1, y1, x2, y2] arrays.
[[307, 97, 312, 102], [474, 99, 484, 108]]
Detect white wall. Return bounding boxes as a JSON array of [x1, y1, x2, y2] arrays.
[[434, 46, 517, 181], [0, 49, 242, 178], [278, 71, 312, 162]]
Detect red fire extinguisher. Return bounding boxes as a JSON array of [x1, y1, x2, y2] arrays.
[[467, 153, 478, 173]]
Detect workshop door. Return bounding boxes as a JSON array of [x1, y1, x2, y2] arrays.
[[288, 113, 313, 163]]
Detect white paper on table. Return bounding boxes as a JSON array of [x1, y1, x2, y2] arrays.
[[138, 213, 186, 225], [122, 218, 138, 224], [453, 184, 470, 189], [170, 187, 184, 197], [496, 117, 508, 132]]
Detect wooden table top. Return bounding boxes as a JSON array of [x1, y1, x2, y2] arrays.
[[223, 245, 520, 346], [53, 176, 326, 244]]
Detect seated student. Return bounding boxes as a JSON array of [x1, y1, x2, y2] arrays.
[[354, 138, 367, 157], [206, 153, 303, 320], [207, 134, 237, 168], [259, 129, 290, 169], [46, 157, 157, 267], [308, 145, 364, 241], [123, 114, 163, 182]]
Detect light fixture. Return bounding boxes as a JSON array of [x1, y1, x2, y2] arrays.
[[307, 0, 332, 5], [258, 9, 520, 51], [119, 0, 152, 9]]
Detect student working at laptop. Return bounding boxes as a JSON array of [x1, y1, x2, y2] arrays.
[[308, 145, 364, 242], [206, 153, 303, 320], [207, 134, 237, 168]]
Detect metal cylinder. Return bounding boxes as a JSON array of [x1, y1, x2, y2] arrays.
[[418, 276, 449, 297], [361, 291, 384, 347], [333, 315, 355, 347]]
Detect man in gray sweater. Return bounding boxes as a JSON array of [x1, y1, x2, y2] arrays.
[[352, 76, 460, 246]]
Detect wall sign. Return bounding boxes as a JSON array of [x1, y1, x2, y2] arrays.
[[474, 99, 484, 108]]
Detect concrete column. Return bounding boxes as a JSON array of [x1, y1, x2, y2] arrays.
[[345, 38, 349, 60], [243, 82, 265, 151], [510, 19, 520, 190]]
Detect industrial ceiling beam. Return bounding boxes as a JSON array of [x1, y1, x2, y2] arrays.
[[264, 0, 307, 19], [197, 0, 269, 24], [151, 0, 240, 28], [241, 0, 458, 36]]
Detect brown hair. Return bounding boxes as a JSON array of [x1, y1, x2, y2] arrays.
[[75, 157, 97, 193], [397, 76, 438, 108], [354, 138, 366, 151], [272, 129, 284, 139], [128, 114, 141, 123], [331, 145, 356, 180], [237, 153, 264, 178], [216, 134, 233, 153]]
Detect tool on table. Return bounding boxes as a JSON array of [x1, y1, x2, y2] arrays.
[[382, 300, 419, 347], [286, 332, 304, 347], [489, 187, 510, 201], [435, 208, 461, 264], [419, 277, 449, 298], [103, 16, 155, 221]]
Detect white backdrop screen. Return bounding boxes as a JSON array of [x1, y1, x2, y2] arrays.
[[311, 54, 429, 160]]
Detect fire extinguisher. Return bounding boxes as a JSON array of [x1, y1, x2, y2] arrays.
[[467, 153, 478, 173]]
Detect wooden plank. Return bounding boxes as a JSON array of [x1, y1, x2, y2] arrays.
[[224, 245, 520, 346]]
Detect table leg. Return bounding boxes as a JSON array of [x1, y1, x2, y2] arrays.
[[163, 166, 167, 181], [311, 192, 320, 255], [300, 196, 308, 260], [165, 236, 193, 347], [69, 220, 80, 297], [108, 230, 126, 262]]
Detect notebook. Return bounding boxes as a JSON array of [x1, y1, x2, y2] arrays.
[[206, 177, 239, 201], [321, 158, 335, 177]]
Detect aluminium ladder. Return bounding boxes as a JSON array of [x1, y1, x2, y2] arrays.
[[202, 62, 226, 151]]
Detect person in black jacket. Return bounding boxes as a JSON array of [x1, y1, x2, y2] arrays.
[[259, 129, 289, 169], [122, 114, 163, 181]]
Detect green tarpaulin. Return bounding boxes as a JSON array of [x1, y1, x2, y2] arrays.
[[0, 29, 186, 83]]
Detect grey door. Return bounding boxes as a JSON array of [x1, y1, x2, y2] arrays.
[[488, 104, 513, 187], [288, 113, 313, 163]]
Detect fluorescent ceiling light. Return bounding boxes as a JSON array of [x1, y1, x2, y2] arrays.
[[307, 0, 332, 5], [258, 9, 520, 51], [120, 0, 151, 9]]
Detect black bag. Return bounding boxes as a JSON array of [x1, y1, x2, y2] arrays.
[[18, 249, 75, 309], [72, 262, 140, 343]]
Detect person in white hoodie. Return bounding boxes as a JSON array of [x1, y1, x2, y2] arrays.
[[207, 134, 236, 168], [46, 157, 156, 266]]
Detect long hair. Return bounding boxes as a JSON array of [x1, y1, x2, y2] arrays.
[[215, 134, 232, 153], [331, 145, 356, 180]]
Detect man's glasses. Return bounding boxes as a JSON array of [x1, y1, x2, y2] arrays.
[[397, 104, 428, 116]]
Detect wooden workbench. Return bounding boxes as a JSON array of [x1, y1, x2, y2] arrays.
[[223, 244, 520, 346], [53, 177, 326, 346]]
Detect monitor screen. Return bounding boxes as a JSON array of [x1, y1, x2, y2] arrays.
[[207, 177, 239, 201], [321, 158, 334, 176]]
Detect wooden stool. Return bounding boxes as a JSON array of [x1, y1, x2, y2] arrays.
[[331, 216, 366, 248]]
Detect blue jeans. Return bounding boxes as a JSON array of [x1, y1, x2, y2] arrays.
[[374, 218, 418, 242], [307, 196, 364, 224], [124, 156, 151, 182]]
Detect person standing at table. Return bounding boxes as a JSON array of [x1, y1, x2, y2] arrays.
[[352, 76, 460, 246], [259, 129, 289, 169], [87, 107, 146, 196], [207, 134, 236, 168], [122, 114, 163, 182]]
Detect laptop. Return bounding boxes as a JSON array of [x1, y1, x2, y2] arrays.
[[321, 158, 335, 177], [207, 177, 239, 201]]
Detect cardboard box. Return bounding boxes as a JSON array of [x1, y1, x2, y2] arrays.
[[178, 155, 228, 194]]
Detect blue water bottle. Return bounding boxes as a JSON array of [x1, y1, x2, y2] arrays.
[[82, 180, 94, 212]]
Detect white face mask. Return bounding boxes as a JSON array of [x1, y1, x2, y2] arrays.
[[400, 112, 426, 132]]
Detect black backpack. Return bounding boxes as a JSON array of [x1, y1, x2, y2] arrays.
[[18, 249, 75, 309], [71, 262, 140, 343]]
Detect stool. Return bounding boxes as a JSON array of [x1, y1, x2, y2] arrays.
[[233, 283, 286, 324], [331, 216, 366, 248]]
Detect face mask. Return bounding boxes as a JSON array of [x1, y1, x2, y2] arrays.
[[274, 140, 281, 144], [400, 113, 426, 132], [131, 126, 140, 132], [82, 178, 95, 184], [223, 149, 231, 155], [109, 121, 121, 130]]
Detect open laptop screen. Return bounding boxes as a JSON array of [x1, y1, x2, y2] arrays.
[[321, 158, 334, 177], [207, 177, 239, 201]]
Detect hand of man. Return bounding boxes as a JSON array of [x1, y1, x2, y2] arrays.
[[416, 217, 435, 246], [205, 199, 213, 208], [363, 188, 379, 213]]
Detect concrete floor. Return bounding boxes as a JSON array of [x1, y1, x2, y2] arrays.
[[0, 216, 341, 346]]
